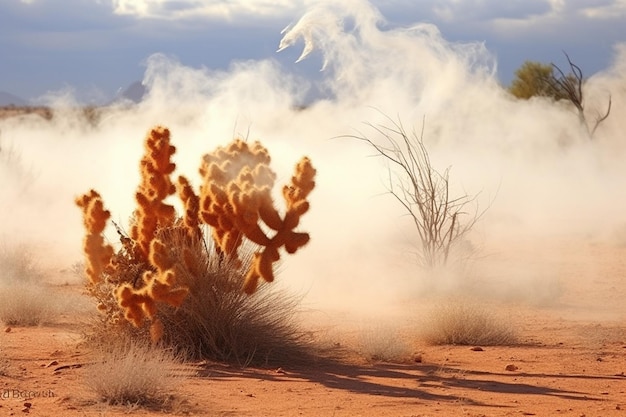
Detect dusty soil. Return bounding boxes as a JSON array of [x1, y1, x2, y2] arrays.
[[1, 237, 625, 417]]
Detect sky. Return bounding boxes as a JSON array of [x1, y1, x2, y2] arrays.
[[0, 0, 625, 103], [1, 0, 626, 318]]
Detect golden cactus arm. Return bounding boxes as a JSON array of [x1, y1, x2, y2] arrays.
[[258, 194, 283, 231], [282, 231, 310, 254], [149, 280, 189, 307], [291, 157, 316, 197], [242, 246, 280, 293], [221, 231, 243, 259], [197, 139, 316, 294], [149, 239, 174, 271], [75, 190, 114, 284], [116, 284, 154, 327], [130, 126, 178, 260], [237, 222, 271, 246], [177, 175, 201, 239]]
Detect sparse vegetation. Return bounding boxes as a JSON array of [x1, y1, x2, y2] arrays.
[[421, 301, 517, 346], [76, 126, 316, 366], [0, 282, 60, 326], [358, 324, 413, 363], [349, 115, 484, 269], [509, 53, 611, 139], [0, 242, 60, 326], [508, 61, 564, 100], [0, 242, 44, 283], [84, 340, 181, 408]]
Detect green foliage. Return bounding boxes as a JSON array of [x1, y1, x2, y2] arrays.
[[509, 55, 612, 139], [508, 61, 566, 100]]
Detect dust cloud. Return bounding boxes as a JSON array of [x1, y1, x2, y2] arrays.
[[1, 1, 625, 320]]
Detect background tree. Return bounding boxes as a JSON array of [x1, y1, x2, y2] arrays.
[[544, 53, 611, 138], [508, 54, 611, 139], [508, 61, 566, 100]]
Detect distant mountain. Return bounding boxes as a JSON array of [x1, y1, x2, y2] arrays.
[[0, 91, 28, 106], [116, 81, 146, 104]]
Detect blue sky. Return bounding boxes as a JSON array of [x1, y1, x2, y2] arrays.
[[1, 0, 625, 103]]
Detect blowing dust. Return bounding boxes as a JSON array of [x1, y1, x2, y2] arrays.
[[1, 1, 625, 323]]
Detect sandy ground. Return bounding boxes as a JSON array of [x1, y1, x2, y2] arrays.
[[0, 237, 625, 417], [1, 106, 625, 416]]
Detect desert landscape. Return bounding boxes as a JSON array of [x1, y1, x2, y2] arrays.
[[1, 104, 625, 417], [0, 227, 624, 416], [1, 6, 626, 415]]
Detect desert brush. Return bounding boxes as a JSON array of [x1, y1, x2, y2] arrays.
[[76, 126, 315, 346]]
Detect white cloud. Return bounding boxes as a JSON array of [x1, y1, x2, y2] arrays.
[[479, 0, 625, 42], [111, 0, 309, 20], [580, 0, 626, 19], [422, 0, 625, 36], [431, 0, 552, 23]]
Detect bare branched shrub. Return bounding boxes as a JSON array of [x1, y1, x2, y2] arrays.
[[421, 301, 517, 346], [544, 52, 611, 139], [349, 115, 484, 269], [84, 340, 180, 408]]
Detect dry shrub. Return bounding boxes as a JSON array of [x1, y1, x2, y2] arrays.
[[0, 282, 61, 326], [84, 340, 180, 408], [358, 323, 413, 363], [159, 231, 312, 366], [88, 225, 313, 367], [78, 126, 316, 367], [0, 242, 44, 283], [0, 242, 60, 326], [421, 301, 517, 346]]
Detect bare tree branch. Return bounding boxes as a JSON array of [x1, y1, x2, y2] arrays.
[[344, 114, 486, 269], [543, 52, 612, 139]]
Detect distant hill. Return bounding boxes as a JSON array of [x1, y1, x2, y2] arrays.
[[0, 91, 28, 106], [116, 81, 146, 103]]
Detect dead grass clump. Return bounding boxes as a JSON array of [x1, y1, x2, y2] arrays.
[[0, 242, 44, 284], [421, 302, 518, 346], [159, 227, 313, 366], [358, 324, 413, 363], [84, 340, 180, 408], [87, 225, 314, 367], [0, 282, 60, 326], [0, 243, 61, 326]]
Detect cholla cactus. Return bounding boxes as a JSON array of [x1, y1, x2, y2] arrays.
[[198, 140, 316, 293], [130, 126, 177, 262], [76, 126, 316, 339], [116, 237, 189, 335], [75, 189, 114, 284], [176, 175, 201, 241]]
